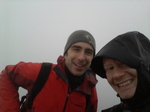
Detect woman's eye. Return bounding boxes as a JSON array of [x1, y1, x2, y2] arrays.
[[105, 66, 114, 71]]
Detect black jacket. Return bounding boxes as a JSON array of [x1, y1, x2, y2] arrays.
[[91, 31, 150, 112]]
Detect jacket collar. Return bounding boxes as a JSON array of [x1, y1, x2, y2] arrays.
[[54, 55, 98, 95]]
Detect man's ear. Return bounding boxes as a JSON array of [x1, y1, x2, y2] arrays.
[[64, 51, 68, 57], [63, 53, 67, 60]]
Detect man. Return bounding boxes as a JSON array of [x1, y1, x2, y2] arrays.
[[0, 30, 98, 112], [91, 31, 150, 112]]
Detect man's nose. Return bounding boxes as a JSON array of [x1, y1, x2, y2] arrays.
[[77, 51, 86, 61]]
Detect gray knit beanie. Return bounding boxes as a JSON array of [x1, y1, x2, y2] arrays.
[[64, 30, 96, 55]]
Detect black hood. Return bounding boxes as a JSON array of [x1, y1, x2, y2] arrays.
[[91, 31, 150, 110], [91, 31, 150, 78]]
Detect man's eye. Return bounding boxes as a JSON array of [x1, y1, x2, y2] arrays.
[[86, 51, 93, 55], [85, 49, 93, 56], [73, 48, 80, 51]]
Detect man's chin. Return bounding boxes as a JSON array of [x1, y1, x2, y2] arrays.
[[73, 71, 84, 76]]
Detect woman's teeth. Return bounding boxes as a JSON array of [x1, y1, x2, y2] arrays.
[[118, 80, 132, 87]]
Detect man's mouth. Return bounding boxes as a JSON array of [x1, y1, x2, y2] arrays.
[[74, 62, 86, 67], [74, 64, 84, 67]]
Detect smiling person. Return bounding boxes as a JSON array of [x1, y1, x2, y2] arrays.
[[91, 31, 150, 112], [0, 30, 98, 112]]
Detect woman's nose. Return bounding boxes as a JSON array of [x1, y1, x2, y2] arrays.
[[113, 67, 125, 78]]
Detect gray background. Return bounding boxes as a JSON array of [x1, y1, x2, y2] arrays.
[[1, 0, 150, 111]]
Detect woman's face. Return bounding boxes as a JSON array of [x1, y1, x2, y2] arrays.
[[103, 58, 138, 99]]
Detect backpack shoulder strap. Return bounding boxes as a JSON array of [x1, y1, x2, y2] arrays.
[[20, 62, 52, 110], [29, 62, 52, 102]]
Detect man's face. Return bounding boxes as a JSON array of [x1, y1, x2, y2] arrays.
[[64, 42, 94, 76], [103, 58, 138, 99]]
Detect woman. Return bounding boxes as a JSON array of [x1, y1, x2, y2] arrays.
[[91, 31, 150, 112]]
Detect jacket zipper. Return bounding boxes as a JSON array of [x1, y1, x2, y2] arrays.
[[62, 92, 70, 112]]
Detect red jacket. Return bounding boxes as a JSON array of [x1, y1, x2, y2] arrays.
[[0, 56, 98, 112]]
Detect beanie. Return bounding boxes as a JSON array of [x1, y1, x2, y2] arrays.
[[64, 30, 96, 55]]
